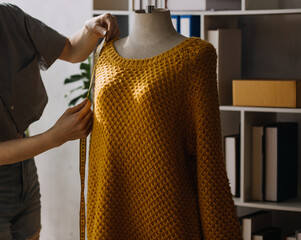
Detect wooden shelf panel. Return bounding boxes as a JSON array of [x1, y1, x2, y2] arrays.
[[235, 198, 301, 212], [171, 9, 301, 16], [220, 105, 301, 113], [93, 0, 129, 11], [93, 10, 131, 15]]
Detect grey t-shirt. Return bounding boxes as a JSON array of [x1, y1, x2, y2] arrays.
[[0, 3, 67, 142]]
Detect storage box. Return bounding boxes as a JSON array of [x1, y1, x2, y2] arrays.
[[233, 80, 301, 108]]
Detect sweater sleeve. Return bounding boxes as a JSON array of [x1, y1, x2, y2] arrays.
[[187, 42, 242, 240]]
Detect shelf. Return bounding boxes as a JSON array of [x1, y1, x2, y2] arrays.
[[220, 105, 301, 113], [205, 9, 301, 16], [93, 8, 301, 17], [171, 9, 301, 16], [93, 10, 131, 15], [235, 198, 301, 212]]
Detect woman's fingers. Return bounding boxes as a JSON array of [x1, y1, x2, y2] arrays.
[[68, 99, 87, 114], [110, 16, 121, 40], [85, 13, 120, 41], [74, 99, 92, 119]]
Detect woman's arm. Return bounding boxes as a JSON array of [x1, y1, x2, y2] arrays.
[[59, 14, 120, 63], [0, 99, 92, 166]]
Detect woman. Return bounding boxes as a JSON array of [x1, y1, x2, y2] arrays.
[[0, 3, 120, 239]]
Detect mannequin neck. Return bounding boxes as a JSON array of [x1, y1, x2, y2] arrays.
[[113, 8, 186, 59], [128, 9, 180, 45]]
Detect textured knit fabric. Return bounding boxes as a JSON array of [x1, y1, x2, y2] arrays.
[[88, 37, 242, 240]]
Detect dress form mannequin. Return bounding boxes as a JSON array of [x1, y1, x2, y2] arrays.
[[87, 8, 243, 239], [114, 8, 187, 59]]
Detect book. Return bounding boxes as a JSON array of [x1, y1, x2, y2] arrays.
[[224, 134, 240, 197], [265, 122, 298, 202], [242, 211, 272, 240], [179, 15, 200, 38], [251, 126, 265, 201], [252, 227, 281, 240], [207, 29, 241, 105], [286, 235, 297, 240], [171, 15, 180, 32]]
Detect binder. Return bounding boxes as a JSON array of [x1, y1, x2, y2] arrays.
[[171, 15, 180, 32], [224, 134, 240, 197], [207, 29, 241, 105], [251, 126, 265, 201], [179, 15, 200, 37], [265, 122, 298, 202]]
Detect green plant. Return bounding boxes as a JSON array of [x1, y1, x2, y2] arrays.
[[64, 56, 92, 107]]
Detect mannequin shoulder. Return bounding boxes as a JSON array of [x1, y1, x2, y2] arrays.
[[188, 38, 216, 56], [113, 37, 128, 52], [184, 38, 217, 66]]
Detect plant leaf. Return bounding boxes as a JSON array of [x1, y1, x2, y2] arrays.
[[83, 80, 91, 89], [68, 91, 90, 107], [71, 74, 83, 79], [64, 75, 83, 84], [80, 63, 90, 72], [81, 91, 89, 98], [69, 95, 83, 106], [69, 85, 83, 94], [64, 56, 92, 106], [81, 72, 90, 80]]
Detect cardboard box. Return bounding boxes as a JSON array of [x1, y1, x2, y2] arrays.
[[233, 80, 301, 108]]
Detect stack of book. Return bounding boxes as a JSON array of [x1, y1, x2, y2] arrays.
[[241, 211, 301, 240], [241, 211, 281, 240], [286, 229, 301, 240], [251, 122, 298, 202]]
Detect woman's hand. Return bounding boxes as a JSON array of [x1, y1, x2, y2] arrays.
[[47, 99, 93, 147], [59, 13, 120, 63], [0, 99, 93, 166], [85, 13, 120, 41]]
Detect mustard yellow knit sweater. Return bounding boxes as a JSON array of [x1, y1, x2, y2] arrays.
[[88, 37, 242, 240]]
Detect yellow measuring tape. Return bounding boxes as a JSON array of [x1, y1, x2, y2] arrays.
[[79, 137, 87, 240], [79, 39, 105, 240]]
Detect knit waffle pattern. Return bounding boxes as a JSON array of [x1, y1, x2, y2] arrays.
[[87, 37, 242, 240]]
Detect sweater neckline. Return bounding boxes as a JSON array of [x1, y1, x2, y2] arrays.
[[104, 37, 199, 67]]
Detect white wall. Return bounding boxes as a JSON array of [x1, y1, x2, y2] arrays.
[[2, 0, 92, 239]]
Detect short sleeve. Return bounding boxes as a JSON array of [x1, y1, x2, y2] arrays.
[[24, 12, 66, 70], [187, 42, 242, 239], [8, 4, 67, 70]]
